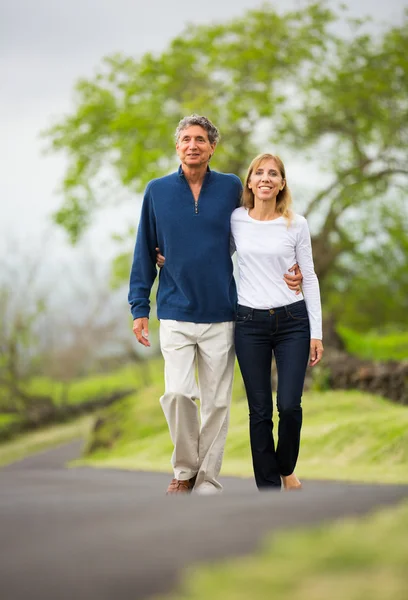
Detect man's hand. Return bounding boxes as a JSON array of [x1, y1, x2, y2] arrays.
[[284, 263, 303, 294], [132, 317, 151, 347], [156, 247, 165, 268], [309, 339, 324, 367]]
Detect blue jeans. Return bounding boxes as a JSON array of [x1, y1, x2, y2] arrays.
[[234, 300, 310, 489]]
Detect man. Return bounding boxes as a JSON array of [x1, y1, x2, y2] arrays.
[[129, 114, 301, 495]]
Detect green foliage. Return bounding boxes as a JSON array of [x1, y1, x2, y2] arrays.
[[43, 1, 408, 331], [83, 385, 171, 460], [294, 18, 408, 284], [339, 327, 408, 361], [43, 2, 334, 242], [325, 201, 408, 331], [110, 226, 135, 289], [309, 364, 331, 391], [0, 281, 47, 414], [161, 501, 408, 600], [0, 361, 161, 442], [111, 250, 133, 290], [20, 362, 160, 407], [0, 413, 20, 438]]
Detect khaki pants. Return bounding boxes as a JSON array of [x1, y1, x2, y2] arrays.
[[159, 320, 235, 491]]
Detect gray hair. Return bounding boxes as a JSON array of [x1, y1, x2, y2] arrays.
[[175, 114, 220, 145]]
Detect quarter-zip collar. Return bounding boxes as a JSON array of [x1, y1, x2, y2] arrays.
[[178, 164, 212, 215], [178, 164, 212, 180]]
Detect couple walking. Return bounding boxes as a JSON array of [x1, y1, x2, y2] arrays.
[[129, 115, 323, 495]]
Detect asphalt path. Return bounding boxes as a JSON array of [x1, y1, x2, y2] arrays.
[[1, 441, 408, 600]]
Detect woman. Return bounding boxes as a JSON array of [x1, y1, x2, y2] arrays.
[[231, 153, 323, 491]]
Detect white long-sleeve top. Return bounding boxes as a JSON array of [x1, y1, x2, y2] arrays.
[[230, 207, 322, 339]]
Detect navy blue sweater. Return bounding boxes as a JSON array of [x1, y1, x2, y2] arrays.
[[128, 166, 242, 322]]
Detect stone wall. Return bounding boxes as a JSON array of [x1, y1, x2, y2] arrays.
[[323, 350, 408, 405]]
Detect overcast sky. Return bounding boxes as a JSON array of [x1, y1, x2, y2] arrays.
[[1, 0, 407, 266]]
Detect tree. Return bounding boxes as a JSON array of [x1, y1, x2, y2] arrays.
[[326, 200, 408, 331], [0, 246, 149, 419], [44, 1, 408, 329], [0, 250, 48, 415], [281, 19, 408, 282], [44, 2, 335, 241]]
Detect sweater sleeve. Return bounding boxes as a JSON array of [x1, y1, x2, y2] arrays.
[[128, 185, 158, 319], [235, 177, 243, 208], [230, 178, 242, 254], [229, 233, 236, 256], [295, 218, 323, 340]]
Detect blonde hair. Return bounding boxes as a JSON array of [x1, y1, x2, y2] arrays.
[[242, 153, 293, 224]]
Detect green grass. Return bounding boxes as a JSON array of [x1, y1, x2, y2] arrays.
[[77, 360, 408, 484], [0, 414, 19, 426], [156, 499, 408, 600], [0, 360, 164, 462], [75, 382, 173, 471], [20, 362, 155, 406], [0, 412, 22, 440], [0, 360, 160, 439], [0, 415, 93, 467], [339, 326, 408, 361]]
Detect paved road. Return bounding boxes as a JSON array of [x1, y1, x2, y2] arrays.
[[1, 442, 408, 600]]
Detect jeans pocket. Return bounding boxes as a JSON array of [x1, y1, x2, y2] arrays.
[[236, 313, 250, 323], [288, 304, 309, 321]]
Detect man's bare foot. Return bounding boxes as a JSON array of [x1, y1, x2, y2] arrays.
[[281, 473, 302, 490]]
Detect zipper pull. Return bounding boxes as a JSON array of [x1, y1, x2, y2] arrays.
[[194, 200, 199, 214]]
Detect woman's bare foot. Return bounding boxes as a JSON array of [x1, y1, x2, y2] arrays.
[[281, 473, 302, 490]]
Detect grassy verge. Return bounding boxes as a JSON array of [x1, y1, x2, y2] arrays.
[[0, 360, 164, 466], [0, 360, 161, 443], [3, 356, 408, 483], [0, 415, 93, 467], [76, 361, 408, 484], [0, 413, 20, 433], [20, 362, 153, 406], [338, 326, 408, 361], [156, 499, 408, 600]]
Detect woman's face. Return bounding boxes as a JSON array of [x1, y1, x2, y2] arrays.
[[248, 158, 285, 203]]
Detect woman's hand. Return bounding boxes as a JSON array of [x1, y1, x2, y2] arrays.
[[284, 263, 303, 294], [156, 247, 165, 268], [309, 339, 324, 367]]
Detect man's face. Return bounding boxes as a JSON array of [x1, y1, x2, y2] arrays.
[[176, 125, 216, 168]]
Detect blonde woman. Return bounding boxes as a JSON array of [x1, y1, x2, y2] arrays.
[[231, 153, 323, 491]]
